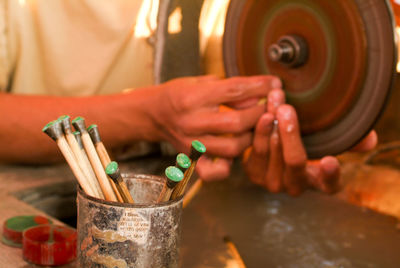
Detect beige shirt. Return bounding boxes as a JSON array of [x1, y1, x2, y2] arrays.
[[0, 0, 156, 95]]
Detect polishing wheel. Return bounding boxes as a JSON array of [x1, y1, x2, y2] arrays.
[[223, 0, 398, 158]]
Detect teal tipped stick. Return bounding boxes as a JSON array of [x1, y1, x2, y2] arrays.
[[106, 161, 134, 204], [59, 116, 102, 199], [72, 117, 117, 202], [73, 131, 104, 199], [42, 120, 96, 197], [158, 166, 184, 203], [170, 140, 206, 200], [87, 124, 123, 202]]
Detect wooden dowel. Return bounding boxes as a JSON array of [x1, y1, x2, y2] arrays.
[[105, 161, 134, 204], [58, 116, 102, 199], [224, 236, 247, 268], [73, 131, 104, 199], [88, 124, 123, 202], [171, 140, 206, 200], [72, 117, 117, 202], [42, 121, 96, 197]]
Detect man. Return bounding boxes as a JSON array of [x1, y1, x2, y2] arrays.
[[0, 0, 376, 195]]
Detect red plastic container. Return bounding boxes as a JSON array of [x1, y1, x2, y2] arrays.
[[23, 224, 77, 266]]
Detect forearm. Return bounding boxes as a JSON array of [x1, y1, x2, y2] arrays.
[[0, 87, 162, 164]]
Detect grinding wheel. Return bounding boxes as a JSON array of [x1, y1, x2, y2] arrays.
[[223, 0, 397, 158]]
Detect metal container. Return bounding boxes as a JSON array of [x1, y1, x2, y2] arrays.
[[77, 174, 182, 268]]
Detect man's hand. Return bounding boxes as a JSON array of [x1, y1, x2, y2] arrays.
[[151, 75, 281, 158], [242, 89, 378, 196], [197, 88, 377, 196]]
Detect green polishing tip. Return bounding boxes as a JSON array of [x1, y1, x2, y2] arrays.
[[176, 153, 191, 169], [192, 140, 206, 153], [105, 161, 119, 175], [58, 115, 70, 120], [72, 116, 85, 124], [165, 166, 184, 182], [87, 124, 97, 131], [42, 121, 54, 132]]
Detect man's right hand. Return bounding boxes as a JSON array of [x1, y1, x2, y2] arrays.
[[150, 75, 282, 161]]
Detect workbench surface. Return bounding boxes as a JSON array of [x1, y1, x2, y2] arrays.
[[1, 157, 400, 267]]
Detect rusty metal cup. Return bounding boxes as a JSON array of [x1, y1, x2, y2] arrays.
[[77, 174, 182, 268]]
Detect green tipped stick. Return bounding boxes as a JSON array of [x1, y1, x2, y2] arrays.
[[72, 117, 117, 202], [158, 166, 184, 203], [42, 120, 96, 197], [59, 116, 102, 199], [170, 140, 206, 200], [106, 161, 134, 203], [73, 131, 104, 199], [87, 124, 123, 202]]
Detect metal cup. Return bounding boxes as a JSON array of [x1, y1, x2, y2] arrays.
[[77, 174, 182, 268]]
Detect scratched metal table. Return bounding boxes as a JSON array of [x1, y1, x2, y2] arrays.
[[181, 163, 400, 268]]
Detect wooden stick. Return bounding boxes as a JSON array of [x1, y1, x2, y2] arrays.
[[171, 140, 206, 200], [73, 131, 105, 199], [42, 120, 96, 197], [105, 161, 134, 203], [223, 236, 247, 268], [158, 166, 184, 203], [88, 124, 123, 202], [72, 117, 117, 202], [58, 116, 102, 199]]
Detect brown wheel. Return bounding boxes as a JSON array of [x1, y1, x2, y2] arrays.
[[224, 0, 397, 158]]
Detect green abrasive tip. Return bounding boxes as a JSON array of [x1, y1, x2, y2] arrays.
[[176, 153, 191, 169], [165, 166, 184, 182], [105, 161, 119, 175], [42, 121, 54, 132], [73, 131, 80, 135], [58, 115, 70, 120], [72, 116, 84, 124], [192, 140, 206, 153], [87, 124, 97, 131]]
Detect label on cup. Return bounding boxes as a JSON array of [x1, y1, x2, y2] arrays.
[[117, 209, 150, 244]]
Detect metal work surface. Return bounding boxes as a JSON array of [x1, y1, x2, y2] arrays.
[[182, 164, 400, 268], [1, 158, 400, 267]]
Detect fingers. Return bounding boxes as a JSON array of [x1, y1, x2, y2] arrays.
[[243, 113, 274, 186], [194, 75, 220, 82], [267, 88, 286, 114], [262, 89, 286, 192], [226, 97, 262, 110], [180, 104, 265, 135], [196, 157, 232, 181], [277, 104, 307, 195], [306, 156, 340, 194], [265, 124, 284, 192], [193, 132, 253, 158], [351, 130, 378, 152], [186, 76, 282, 108]]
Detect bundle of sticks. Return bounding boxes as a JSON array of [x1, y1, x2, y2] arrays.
[[43, 116, 206, 204], [42, 116, 133, 203]]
